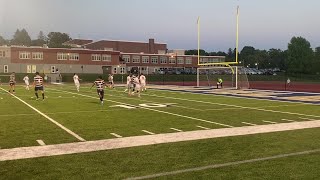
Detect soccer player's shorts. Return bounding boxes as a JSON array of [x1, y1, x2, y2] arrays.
[[97, 89, 104, 96], [9, 82, 15, 86], [35, 86, 44, 91], [141, 82, 146, 87]]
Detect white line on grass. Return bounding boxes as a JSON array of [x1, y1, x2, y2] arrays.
[[49, 88, 234, 128], [281, 119, 296, 122], [170, 128, 183, 132], [299, 117, 319, 121], [196, 126, 210, 130], [124, 148, 320, 180], [142, 130, 155, 135], [241, 122, 257, 126], [110, 133, 122, 138], [143, 93, 320, 119], [36, 140, 46, 146], [263, 120, 277, 124], [0, 87, 86, 142]]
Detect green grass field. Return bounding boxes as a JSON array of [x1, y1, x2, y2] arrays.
[[0, 83, 319, 179]]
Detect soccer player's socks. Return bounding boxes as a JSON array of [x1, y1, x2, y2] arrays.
[[35, 93, 39, 99], [42, 93, 45, 99]]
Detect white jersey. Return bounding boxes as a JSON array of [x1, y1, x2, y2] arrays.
[[73, 75, 80, 84], [133, 76, 141, 89], [127, 76, 131, 85], [139, 75, 146, 84], [23, 76, 29, 85]]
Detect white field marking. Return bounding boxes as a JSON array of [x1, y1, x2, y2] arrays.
[[170, 128, 183, 132], [263, 120, 277, 124], [196, 126, 210, 130], [143, 93, 320, 119], [0, 87, 86, 142], [142, 130, 155, 135], [299, 117, 319, 121], [110, 133, 122, 138], [125, 148, 320, 180], [36, 140, 46, 146], [281, 119, 296, 122], [2, 120, 320, 161], [49, 88, 234, 128], [241, 122, 257, 126]]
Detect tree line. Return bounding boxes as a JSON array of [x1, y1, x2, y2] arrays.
[[185, 37, 320, 75], [0, 29, 72, 48]]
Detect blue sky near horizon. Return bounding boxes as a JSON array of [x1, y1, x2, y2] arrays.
[[0, 0, 320, 52]]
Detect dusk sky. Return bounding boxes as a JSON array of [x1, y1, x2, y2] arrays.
[[0, 0, 320, 52]]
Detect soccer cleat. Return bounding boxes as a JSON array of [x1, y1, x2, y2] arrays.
[[101, 101, 104, 105]]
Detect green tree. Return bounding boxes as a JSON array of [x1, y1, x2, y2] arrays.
[[268, 48, 286, 70], [185, 49, 207, 56], [240, 46, 255, 67], [31, 31, 47, 46], [287, 36, 314, 74], [47, 32, 71, 48], [0, 35, 7, 45], [11, 28, 31, 46]]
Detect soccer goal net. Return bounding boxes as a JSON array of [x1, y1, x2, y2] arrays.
[[196, 66, 249, 89]]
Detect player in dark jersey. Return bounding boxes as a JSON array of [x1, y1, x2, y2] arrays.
[[33, 72, 45, 100], [8, 72, 16, 93], [90, 75, 106, 105]]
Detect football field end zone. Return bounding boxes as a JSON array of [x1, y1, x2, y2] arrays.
[[0, 120, 319, 162], [0, 87, 86, 142]]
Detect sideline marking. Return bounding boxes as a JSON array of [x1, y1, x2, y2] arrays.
[[170, 128, 183, 132], [110, 133, 122, 138], [1, 120, 320, 162], [49, 88, 234, 128], [36, 140, 46, 146], [196, 125, 210, 130], [125, 148, 320, 180], [0, 87, 86, 142], [142, 130, 155, 135], [241, 122, 257, 126], [263, 120, 277, 124]]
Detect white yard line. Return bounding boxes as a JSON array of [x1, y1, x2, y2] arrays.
[[110, 133, 122, 138], [196, 126, 210, 130], [299, 117, 319, 121], [0, 87, 86, 142], [170, 128, 183, 132], [143, 93, 320, 119], [1, 120, 320, 162], [281, 119, 296, 122], [125, 148, 320, 180], [263, 120, 277, 124], [241, 122, 257, 126], [142, 130, 155, 135], [49, 88, 234, 128], [36, 140, 46, 146]]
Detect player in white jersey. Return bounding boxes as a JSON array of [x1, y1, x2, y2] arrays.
[[108, 74, 114, 89], [124, 74, 132, 93], [73, 73, 81, 92], [139, 73, 146, 92], [23, 75, 30, 90], [131, 75, 141, 97]]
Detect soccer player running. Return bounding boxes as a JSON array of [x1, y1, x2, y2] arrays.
[[139, 73, 147, 92], [124, 74, 132, 93], [33, 72, 45, 100], [73, 73, 81, 92], [8, 72, 16, 93], [108, 74, 114, 89], [91, 75, 106, 105], [23, 74, 30, 90], [132, 75, 141, 97]]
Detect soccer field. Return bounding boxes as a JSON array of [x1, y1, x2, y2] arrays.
[[0, 84, 320, 179]]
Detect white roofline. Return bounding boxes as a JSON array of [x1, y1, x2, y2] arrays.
[[83, 39, 167, 46]]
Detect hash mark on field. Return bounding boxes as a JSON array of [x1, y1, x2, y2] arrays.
[[196, 126, 210, 130], [299, 117, 319, 121], [36, 140, 46, 146], [170, 128, 183, 132], [281, 119, 296, 122], [263, 120, 277, 124], [110, 133, 122, 138], [142, 130, 155, 135], [241, 122, 257, 126]]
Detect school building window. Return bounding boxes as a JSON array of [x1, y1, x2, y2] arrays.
[[102, 54, 111, 62], [177, 57, 184, 64], [169, 57, 176, 64], [151, 56, 158, 64], [122, 55, 130, 63], [160, 56, 167, 64], [57, 53, 68, 60], [132, 56, 140, 63], [142, 56, 149, 63], [185, 57, 192, 64], [32, 52, 43, 60], [19, 51, 31, 59], [69, 53, 79, 61], [91, 54, 101, 61]]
